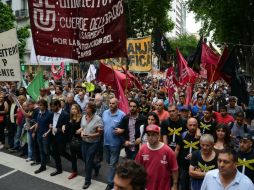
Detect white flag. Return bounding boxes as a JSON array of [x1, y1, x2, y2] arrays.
[[86, 64, 97, 82]]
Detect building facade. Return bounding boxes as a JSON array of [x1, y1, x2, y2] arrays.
[[168, 0, 187, 38]]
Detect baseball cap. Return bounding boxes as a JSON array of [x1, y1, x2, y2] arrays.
[[146, 124, 160, 134], [240, 133, 253, 141]]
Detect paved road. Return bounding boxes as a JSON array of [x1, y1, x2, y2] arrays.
[[0, 150, 119, 190]]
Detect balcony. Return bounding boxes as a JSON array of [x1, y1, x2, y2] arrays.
[[15, 9, 28, 20]]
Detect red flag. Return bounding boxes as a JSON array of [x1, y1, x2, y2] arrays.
[[97, 63, 129, 113], [114, 70, 129, 114], [122, 67, 143, 90], [165, 66, 180, 103], [185, 84, 193, 105], [97, 63, 131, 90], [201, 43, 220, 82], [51, 62, 65, 80], [177, 48, 198, 85]]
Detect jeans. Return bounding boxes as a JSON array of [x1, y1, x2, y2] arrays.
[[27, 131, 34, 159], [14, 125, 23, 149], [104, 145, 121, 187], [37, 134, 49, 168], [82, 141, 99, 183]]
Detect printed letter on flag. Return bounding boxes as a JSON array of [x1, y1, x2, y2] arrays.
[[28, 0, 127, 61], [0, 28, 21, 81]]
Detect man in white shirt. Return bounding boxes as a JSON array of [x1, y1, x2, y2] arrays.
[[201, 148, 254, 190]]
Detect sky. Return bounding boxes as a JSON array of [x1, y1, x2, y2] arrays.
[[186, 11, 201, 34]]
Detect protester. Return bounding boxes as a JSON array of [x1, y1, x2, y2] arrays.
[[122, 99, 147, 160], [237, 133, 254, 183], [34, 99, 53, 174], [64, 104, 82, 180], [200, 148, 254, 190], [102, 98, 125, 190], [0, 92, 9, 149], [114, 160, 147, 190], [135, 124, 178, 190], [179, 117, 200, 190], [50, 99, 71, 176], [140, 112, 160, 146], [189, 134, 217, 190], [213, 124, 231, 154], [81, 102, 103, 189]]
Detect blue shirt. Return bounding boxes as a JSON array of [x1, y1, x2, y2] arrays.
[[201, 169, 254, 190], [102, 109, 125, 147], [37, 110, 53, 136]]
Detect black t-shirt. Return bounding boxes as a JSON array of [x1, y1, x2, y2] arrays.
[[238, 149, 254, 183], [161, 117, 187, 150], [190, 150, 217, 179], [179, 132, 200, 169], [198, 118, 217, 135], [139, 104, 150, 116]]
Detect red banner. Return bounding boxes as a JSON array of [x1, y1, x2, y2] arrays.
[[28, 0, 127, 61]]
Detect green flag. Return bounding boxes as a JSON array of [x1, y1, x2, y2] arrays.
[[27, 71, 44, 101]]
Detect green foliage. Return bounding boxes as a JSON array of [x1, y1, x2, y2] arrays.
[[187, 0, 254, 45], [124, 0, 174, 38], [0, 1, 15, 33], [17, 25, 30, 64], [169, 34, 198, 58]]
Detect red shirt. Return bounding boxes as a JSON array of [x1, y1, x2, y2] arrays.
[[213, 112, 234, 125], [135, 143, 178, 190], [154, 110, 169, 122]]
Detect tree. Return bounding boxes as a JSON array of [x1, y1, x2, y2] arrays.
[[0, 1, 15, 33], [169, 34, 198, 58], [0, 2, 30, 65], [187, 1, 254, 45], [17, 26, 30, 64], [124, 0, 174, 38]]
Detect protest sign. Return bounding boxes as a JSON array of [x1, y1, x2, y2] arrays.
[[0, 28, 21, 81], [104, 36, 152, 72]]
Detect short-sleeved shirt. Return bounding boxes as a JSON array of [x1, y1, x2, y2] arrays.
[[179, 132, 200, 169], [135, 143, 178, 190], [81, 114, 103, 143], [198, 118, 217, 135], [161, 117, 187, 150], [237, 149, 254, 183], [200, 169, 254, 190], [102, 109, 125, 147], [36, 110, 53, 136], [213, 112, 234, 125], [153, 110, 169, 123], [190, 150, 217, 178]]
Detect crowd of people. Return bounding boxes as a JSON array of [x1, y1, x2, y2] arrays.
[[0, 75, 254, 190]]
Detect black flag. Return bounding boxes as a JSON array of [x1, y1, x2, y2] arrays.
[[152, 27, 170, 61], [187, 36, 203, 72]]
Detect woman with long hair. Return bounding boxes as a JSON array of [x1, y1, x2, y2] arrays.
[[213, 123, 231, 154], [0, 92, 9, 149], [64, 104, 82, 180], [140, 112, 160, 146]]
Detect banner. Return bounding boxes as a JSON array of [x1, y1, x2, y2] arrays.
[[0, 28, 21, 81], [104, 36, 152, 72], [28, 0, 127, 61], [30, 45, 77, 65]]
